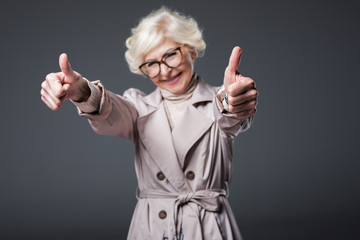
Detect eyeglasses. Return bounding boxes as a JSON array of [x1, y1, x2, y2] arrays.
[[139, 45, 183, 78]]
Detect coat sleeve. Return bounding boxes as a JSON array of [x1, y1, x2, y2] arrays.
[[72, 80, 139, 142], [213, 85, 254, 138]]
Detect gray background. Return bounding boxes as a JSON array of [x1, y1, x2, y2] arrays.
[[1, 0, 359, 239]]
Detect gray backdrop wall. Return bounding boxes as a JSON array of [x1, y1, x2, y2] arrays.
[[1, 0, 359, 239]]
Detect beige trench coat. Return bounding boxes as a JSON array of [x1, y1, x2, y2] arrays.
[[75, 76, 253, 240]]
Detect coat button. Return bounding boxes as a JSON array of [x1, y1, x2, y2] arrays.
[[186, 170, 195, 180], [157, 171, 165, 181], [159, 210, 167, 219]]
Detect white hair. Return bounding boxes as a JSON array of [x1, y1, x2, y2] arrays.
[[125, 7, 206, 75]]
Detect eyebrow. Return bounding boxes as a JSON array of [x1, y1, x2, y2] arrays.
[[144, 47, 178, 63]]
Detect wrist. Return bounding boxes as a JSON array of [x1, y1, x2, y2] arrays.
[[71, 78, 91, 102], [216, 86, 231, 114]]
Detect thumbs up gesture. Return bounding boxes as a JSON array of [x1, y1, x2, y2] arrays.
[[223, 47, 258, 119], [41, 53, 90, 111]]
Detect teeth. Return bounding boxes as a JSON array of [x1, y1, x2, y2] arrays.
[[165, 73, 180, 81]]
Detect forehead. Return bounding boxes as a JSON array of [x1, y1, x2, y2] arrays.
[[144, 39, 179, 60]]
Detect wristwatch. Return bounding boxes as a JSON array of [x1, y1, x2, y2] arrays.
[[222, 93, 230, 112]]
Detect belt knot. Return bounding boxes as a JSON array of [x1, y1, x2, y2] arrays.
[[177, 192, 194, 205]]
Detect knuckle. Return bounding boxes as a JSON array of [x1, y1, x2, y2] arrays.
[[227, 95, 234, 105], [250, 89, 258, 98], [46, 73, 55, 80], [53, 98, 61, 106], [56, 101, 63, 108], [250, 101, 257, 108], [47, 73, 61, 83], [250, 82, 255, 89], [227, 85, 235, 96], [246, 78, 254, 87], [244, 76, 253, 82], [53, 104, 61, 111], [54, 90, 62, 98], [228, 105, 235, 113]]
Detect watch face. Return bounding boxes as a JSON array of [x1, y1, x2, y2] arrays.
[[222, 94, 230, 112]]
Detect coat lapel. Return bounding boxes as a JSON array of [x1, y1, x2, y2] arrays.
[[171, 78, 215, 167], [137, 77, 216, 192], [137, 89, 192, 193]]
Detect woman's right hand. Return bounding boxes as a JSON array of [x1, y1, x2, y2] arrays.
[[41, 53, 90, 111]]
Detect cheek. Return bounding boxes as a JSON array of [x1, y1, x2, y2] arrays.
[[183, 57, 194, 71], [150, 77, 159, 86]]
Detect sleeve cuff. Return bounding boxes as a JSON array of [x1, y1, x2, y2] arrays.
[[71, 78, 102, 114]]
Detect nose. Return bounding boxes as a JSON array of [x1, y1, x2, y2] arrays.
[[159, 62, 171, 76]]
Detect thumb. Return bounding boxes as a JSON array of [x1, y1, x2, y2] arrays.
[[224, 46, 242, 88], [59, 53, 75, 79], [227, 46, 242, 75]]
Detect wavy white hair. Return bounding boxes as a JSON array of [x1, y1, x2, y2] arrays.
[[125, 7, 206, 75]]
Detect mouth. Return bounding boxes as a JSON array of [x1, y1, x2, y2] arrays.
[[161, 72, 182, 85]]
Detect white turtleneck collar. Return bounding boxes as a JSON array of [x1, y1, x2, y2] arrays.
[[159, 73, 199, 101], [160, 73, 199, 130]]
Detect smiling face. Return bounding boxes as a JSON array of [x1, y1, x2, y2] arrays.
[[143, 38, 197, 95]]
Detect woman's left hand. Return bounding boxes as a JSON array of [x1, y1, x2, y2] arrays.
[[223, 46, 258, 119]]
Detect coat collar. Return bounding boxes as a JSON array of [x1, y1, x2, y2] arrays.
[[141, 74, 215, 108], [137, 74, 215, 193]]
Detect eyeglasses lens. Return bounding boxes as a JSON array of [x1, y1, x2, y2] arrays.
[[141, 48, 182, 78]]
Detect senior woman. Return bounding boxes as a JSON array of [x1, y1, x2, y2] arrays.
[[40, 7, 258, 240]]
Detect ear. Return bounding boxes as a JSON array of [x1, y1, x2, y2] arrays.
[[191, 50, 197, 60]]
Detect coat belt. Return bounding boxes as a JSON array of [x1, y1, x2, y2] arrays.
[[137, 188, 228, 240]]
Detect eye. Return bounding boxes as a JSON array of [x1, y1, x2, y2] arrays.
[[165, 51, 178, 59], [147, 62, 157, 67]]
